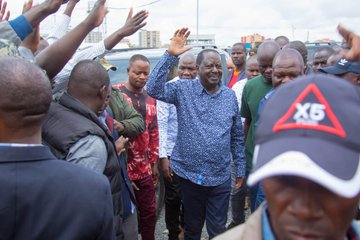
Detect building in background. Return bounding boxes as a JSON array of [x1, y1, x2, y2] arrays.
[[316, 38, 336, 43], [139, 30, 161, 48], [241, 33, 265, 44], [186, 34, 215, 46], [85, 31, 103, 43]]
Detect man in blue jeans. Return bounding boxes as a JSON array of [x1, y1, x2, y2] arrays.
[[147, 28, 246, 240]]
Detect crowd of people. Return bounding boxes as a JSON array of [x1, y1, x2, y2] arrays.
[[0, 0, 359, 239]]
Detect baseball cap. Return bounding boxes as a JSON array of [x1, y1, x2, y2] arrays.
[[319, 57, 360, 75], [0, 39, 20, 57], [99, 57, 117, 71], [248, 74, 360, 198]]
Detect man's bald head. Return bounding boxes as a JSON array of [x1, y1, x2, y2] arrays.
[[257, 40, 281, 59], [68, 60, 110, 100], [0, 57, 51, 142], [274, 35, 290, 49], [273, 48, 304, 69], [257, 40, 281, 83], [283, 40, 308, 65], [272, 48, 305, 87], [179, 52, 196, 66], [245, 56, 260, 79], [67, 60, 110, 116], [178, 52, 197, 79]]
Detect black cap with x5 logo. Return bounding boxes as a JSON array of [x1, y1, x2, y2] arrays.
[[248, 74, 360, 198]]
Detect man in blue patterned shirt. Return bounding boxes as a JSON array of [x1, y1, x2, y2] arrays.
[[147, 28, 246, 240], [157, 52, 198, 240]]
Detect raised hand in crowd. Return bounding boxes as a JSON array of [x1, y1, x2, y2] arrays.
[[23, 0, 67, 28], [21, 1, 40, 54], [36, 0, 108, 79], [338, 24, 360, 62], [168, 28, 192, 56], [104, 7, 148, 50], [0, 0, 10, 21]]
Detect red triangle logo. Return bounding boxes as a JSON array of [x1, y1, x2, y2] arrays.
[[273, 83, 346, 137]]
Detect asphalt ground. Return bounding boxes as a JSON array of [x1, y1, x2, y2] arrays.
[[153, 203, 251, 240]]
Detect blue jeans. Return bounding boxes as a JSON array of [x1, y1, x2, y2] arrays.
[[178, 176, 231, 240]]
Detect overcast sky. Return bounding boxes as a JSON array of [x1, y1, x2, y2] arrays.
[[7, 0, 360, 47]]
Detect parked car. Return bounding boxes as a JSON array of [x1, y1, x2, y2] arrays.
[[105, 46, 230, 85], [305, 42, 341, 64]]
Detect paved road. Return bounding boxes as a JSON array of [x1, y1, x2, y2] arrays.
[[154, 203, 245, 240]]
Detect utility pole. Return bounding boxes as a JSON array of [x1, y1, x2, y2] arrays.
[[307, 30, 310, 43], [196, 0, 199, 45]]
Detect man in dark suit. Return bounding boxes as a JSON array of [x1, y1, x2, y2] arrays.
[[0, 56, 115, 240]]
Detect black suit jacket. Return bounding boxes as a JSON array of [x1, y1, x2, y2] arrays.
[[0, 145, 114, 240]]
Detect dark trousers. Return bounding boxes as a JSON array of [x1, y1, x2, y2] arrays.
[[134, 174, 156, 240], [178, 176, 231, 240], [164, 172, 183, 240], [230, 159, 247, 224]]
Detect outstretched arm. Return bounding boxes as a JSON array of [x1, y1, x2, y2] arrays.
[[104, 7, 148, 50], [7, 0, 66, 43], [22, 0, 67, 28], [147, 28, 192, 102], [338, 24, 360, 61], [46, 0, 81, 45], [36, 0, 108, 79], [51, 7, 148, 92]]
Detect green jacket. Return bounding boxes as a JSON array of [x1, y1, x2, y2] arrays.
[[109, 88, 145, 138]]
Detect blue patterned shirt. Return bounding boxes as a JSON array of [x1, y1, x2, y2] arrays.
[[157, 99, 178, 158], [147, 51, 246, 186]]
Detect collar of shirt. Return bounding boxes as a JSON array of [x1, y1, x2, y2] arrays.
[[194, 78, 224, 97], [233, 69, 240, 75], [262, 204, 276, 240]]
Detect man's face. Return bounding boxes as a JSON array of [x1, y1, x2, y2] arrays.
[[263, 176, 359, 240], [199, 52, 222, 88], [127, 60, 150, 90], [231, 45, 246, 68], [97, 86, 111, 116], [178, 58, 197, 79], [245, 61, 260, 80], [258, 54, 274, 83], [272, 57, 304, 87], [313, 51, 330, 72], [340, 72, 360, 86]]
